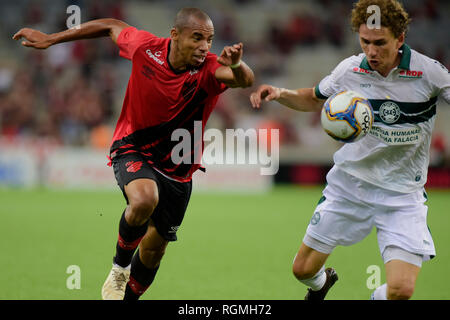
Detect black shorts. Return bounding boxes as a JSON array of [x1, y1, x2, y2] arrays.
[[112, 152, 192, 241]]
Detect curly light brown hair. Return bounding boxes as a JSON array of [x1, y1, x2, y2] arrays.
[[351, 0, 411, 38]]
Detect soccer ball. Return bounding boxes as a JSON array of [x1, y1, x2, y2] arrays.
[[320, 90, 373, 142]]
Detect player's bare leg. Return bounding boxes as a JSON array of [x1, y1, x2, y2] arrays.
[[102, 179, 159, 300], [293, 242, 338, 300], [124, 221, 168, 300], [124, 179, 159, 226], [138, 221, 168, 268], [385, 260, 420, 300]]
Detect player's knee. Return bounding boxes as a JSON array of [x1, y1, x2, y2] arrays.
[[387, 281, 415, 300], [128, 188, 159, 225]]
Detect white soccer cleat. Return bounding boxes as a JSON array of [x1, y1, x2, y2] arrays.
[[101, 264, 130, 300]]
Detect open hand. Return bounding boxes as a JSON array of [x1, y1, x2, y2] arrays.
[[250, 84, 281, 108], [12, 28, 53, 49]]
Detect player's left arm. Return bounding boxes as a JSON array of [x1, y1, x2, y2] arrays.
[[215, 43, 254, 88]]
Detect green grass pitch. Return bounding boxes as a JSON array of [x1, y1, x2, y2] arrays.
[[0, 186, 448, 300]]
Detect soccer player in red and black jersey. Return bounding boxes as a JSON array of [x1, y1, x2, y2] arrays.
[[14, 8, 254, 300]]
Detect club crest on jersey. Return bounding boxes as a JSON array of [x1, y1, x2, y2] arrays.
[[379, 101, 401, 124], [126, 161, 143, 173], [399, 70, 423, 78]]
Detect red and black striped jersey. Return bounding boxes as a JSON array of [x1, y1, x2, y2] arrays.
[[110, 26, 227, 182]]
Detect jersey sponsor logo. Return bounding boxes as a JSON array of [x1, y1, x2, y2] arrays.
[[369, 126, 422, 145], [399, 70, 423, 78], [125, 161, 143, 173], [379, 101, 401, 124], [145, 49, 165, 65], [352, 67, 373, 75]]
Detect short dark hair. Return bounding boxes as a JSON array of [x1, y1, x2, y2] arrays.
[[174, 8, 212, 31], [351, 0, 411, 38]]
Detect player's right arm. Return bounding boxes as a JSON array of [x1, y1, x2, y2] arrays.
[[250, 85, 324, 112], [12, 18, 130, 49]]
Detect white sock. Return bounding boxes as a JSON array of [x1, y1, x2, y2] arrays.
[[299, 266, 326, 291], [371, 283, 387, 300], [113, 262, 131, 271]]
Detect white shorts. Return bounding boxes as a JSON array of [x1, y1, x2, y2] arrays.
[[304, 166, 436, 263]]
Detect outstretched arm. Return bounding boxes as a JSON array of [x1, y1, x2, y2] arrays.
[[250, 85, 324, 112], [215, 43, 254, 88], [13, 18, 130, 49]]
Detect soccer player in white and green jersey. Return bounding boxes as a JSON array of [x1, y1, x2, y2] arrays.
[[250, 0, 449, 300]]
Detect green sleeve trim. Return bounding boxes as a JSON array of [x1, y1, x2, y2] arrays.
[[314, 85, 328, 100]]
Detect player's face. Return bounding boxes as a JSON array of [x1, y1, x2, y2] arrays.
[[358, 24, 404, 77], [173, 18, 214, 67]]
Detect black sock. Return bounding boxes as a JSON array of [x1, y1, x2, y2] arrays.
[[124, 250, 160, 300], [113, 210, 148, 268]]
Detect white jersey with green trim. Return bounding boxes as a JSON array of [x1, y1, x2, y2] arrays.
[[315, 44, 450, 193]]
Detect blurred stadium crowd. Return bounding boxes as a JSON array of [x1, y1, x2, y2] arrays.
[[0, 0, 449, 166]]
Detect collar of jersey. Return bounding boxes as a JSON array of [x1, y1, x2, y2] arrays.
[[166, 41, 185, 74], [359, 43, 411, 71]]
